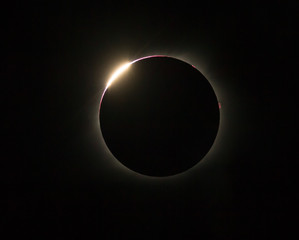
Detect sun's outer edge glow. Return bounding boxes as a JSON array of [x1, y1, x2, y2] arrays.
[[106, 55, 168, 89], [106, 62, 131, 89], [100, 55, 168, 107]]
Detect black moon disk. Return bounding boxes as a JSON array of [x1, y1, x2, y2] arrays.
[[99, 56, 220, 177]]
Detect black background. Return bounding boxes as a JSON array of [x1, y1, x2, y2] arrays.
[[3, 1, 295, 239]]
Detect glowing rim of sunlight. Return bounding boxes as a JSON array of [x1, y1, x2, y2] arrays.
[[106, 62, 132, 89], [105, 55, 170, 90]]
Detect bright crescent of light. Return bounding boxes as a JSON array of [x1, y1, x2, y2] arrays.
[[106, 62, 132, 89], [100, 56, 168, 107], [105, 55, 168, 90]]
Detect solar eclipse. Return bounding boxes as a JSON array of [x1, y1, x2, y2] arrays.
[[99, 55, 220, 177]]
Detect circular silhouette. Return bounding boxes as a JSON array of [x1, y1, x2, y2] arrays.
[[99, 56, 219, 177]]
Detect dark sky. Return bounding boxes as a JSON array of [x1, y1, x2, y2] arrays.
[[3, 1, 295, 239]]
